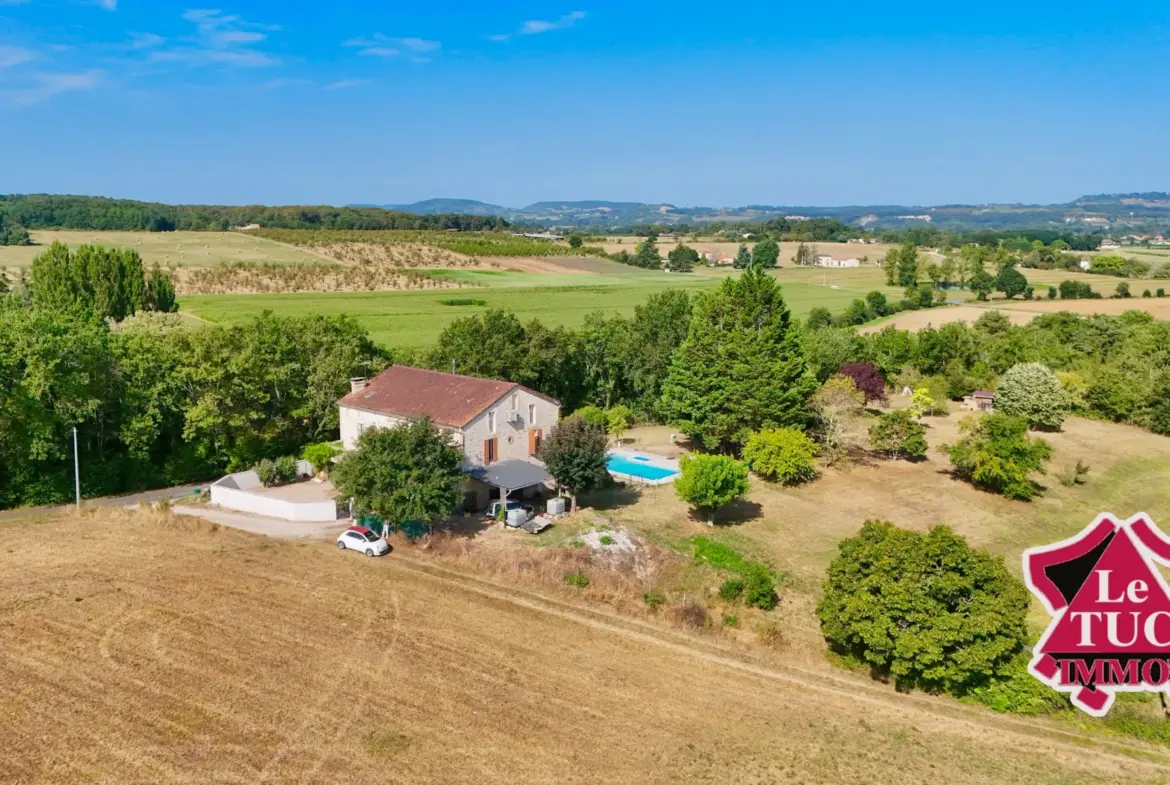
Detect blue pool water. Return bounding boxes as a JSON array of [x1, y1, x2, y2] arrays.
[[606, 454, 679, 481]]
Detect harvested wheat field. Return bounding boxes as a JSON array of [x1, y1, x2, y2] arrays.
[[3, 509, 1169, 784], [862, 298, 1170, 334], [0, 230, 327, 268], [859, 305, 1035, 333]]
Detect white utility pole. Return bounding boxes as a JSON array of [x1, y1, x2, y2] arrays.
[[73, 426, 81, 509]]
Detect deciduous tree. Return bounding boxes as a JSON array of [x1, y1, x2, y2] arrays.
[[943, 413, 1052, 500], [674, 453, 750, 525], [537, 416, 610, 512], [995, 265, 1028, 299], [752, 237, 780, 268], [742, 428, 817, 485], [868, 409, 927, 459], [995, 363, 1067, 430], [331, 417, 464, 524], [817, 520, 1030, 695]]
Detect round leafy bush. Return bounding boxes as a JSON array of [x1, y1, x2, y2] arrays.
[[817, 520, 1030, 696], [719, 577, 745, 601], [868, 409, 928, 459], [742, 568, 778, 610], [563, 572, 590, 588], [742, 428, 817, 485], [674, 454, 750, 525], [944, 413, 1052, 500], [643, 588, 666, 610], [995, 362, 1067, 430]]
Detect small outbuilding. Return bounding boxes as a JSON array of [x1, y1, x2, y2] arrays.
[[962, 390, 996, 412]]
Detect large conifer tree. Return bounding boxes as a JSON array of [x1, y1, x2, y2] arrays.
[[659, 265, 817, 451]]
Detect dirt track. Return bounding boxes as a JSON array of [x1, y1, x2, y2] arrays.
[[2, 508, 1169, 785]]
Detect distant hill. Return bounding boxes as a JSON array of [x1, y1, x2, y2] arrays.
[[372, 193, 1170, 232], [384, 198, 511, 216]]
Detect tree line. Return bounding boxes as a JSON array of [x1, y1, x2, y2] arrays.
[[0, 194, 508, 232], [0, 303, 388, 509]]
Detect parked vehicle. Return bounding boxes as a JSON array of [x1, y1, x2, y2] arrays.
[[336, 526, 389, 557], [487, 500, 534, 520]]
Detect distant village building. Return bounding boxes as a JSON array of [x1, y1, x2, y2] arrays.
[[1078, 257, 1092, 271], [814, 255, 860, 268], [962, 390, 996, 412], [1099, 238, 1121, 250], [1153, 236, 1170, 247], [515, 232, 565, 241]]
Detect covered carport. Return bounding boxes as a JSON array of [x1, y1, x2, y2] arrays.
[[468, 459, 552, 522]]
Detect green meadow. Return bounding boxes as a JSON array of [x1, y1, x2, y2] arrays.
[[182, 269, 892, 349]]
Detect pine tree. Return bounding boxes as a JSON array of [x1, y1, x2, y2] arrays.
[[631, 238, 662, 269], [146, 265, 178, 312], [732, 244, 752, 269], [659, 266, 817, 451]]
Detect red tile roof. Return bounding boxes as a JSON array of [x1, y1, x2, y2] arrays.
[[338, 365, 557, 429]]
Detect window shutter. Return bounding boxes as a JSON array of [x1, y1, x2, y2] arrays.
[[529, 429, 542, 456], [484, 438, 493, 464]]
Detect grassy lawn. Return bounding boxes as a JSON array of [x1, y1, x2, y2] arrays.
[[182, 267, 892, 349], [584, 412, 1170, 656]]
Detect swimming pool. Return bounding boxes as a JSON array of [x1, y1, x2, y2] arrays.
[[606, 453, 680, 483]]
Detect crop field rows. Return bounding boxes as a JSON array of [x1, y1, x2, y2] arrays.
[[2, 508, 1167, 785]]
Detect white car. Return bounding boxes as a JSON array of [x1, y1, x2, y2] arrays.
[[487, 500, 534, 520], [336, 526, 389, 557]]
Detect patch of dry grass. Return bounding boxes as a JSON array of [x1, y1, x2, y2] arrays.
[[3, 506, 1167, 783]]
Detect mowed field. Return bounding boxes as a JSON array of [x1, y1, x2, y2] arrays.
[[3, 508, 1170, 785], [0, 230, 327, 268], [182, 264, 900, 349]]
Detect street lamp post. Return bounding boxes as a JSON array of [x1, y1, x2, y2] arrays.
[[73, 426, 80, 509]]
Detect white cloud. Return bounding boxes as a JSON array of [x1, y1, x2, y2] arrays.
[[326, 78, 368, 90], [0, 45, 35, 68], [211, 30, 266, 45], [0, 70, 103, 107], [343, 33, 439, 59], [127, 32, 166, 50], [492, 10, 586, 41], [152, 8, 280, 67], [395, 37, 440, 53], [152, 48, 278, 67]]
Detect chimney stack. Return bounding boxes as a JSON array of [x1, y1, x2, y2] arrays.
[[350, 377, 369, 393]]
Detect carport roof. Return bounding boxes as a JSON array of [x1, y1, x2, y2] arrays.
[[468, 459, 551, 492]]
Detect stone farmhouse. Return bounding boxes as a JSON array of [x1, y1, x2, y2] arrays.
[[338, 365, 561, 510]]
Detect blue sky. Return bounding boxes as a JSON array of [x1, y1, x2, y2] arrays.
[[1, 1, 1169, 207]]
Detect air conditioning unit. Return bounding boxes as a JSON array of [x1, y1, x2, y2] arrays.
[[507, 411, 524, 427]]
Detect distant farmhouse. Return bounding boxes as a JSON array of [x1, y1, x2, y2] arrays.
[[814, 255, 860, 268], [1099, 238, 1121, 250]]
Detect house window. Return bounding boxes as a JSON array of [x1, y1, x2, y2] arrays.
[[484, 437, 498, 464], [512, 393, 519, 410], [528, 403, 535, 423], [488, 411, 495, 432]]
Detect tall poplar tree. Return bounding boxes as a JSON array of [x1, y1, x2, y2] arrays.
[[659, 265, 817, 451]]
